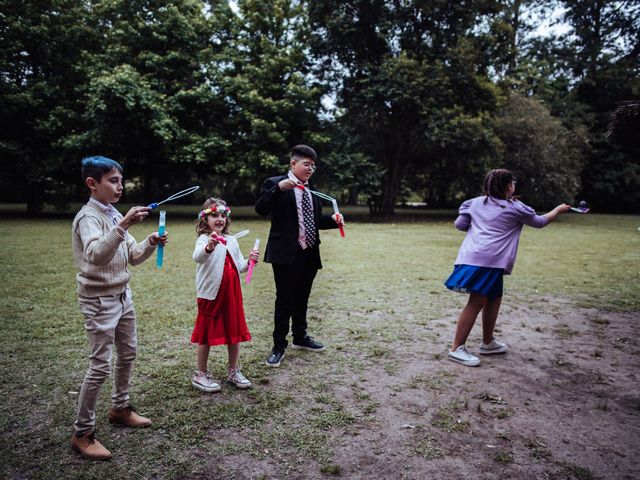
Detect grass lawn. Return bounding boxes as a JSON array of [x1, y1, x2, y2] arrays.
[[0, 209, 638, 479]]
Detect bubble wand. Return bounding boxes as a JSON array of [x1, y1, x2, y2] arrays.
[[569, 200, 590, 213], [308, 189, 345, 237], [148, 186, 199, 269], [245, 239, 260, 284], [156, 210, 166, 268], [147, 185, 200, 209]]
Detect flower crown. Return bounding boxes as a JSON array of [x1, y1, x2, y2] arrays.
[[198, 205, 231, 220]]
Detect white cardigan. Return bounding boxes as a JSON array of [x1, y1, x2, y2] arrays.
[[193, 233, 249, 300]]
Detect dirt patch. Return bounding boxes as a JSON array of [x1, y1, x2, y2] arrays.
[[211, 296, 640, 479]]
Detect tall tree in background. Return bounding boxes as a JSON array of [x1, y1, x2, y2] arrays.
[[559, 0, 640, 212], [496, 92, 586, 208], [64, 0, 221, 199], [309, 1, 504, 215], [0, 0, 96, 213], [208, 0, 327, 201]]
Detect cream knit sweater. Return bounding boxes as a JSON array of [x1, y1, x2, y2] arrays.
[[72, 203, 156, 297], [193, 234, 249, 300]]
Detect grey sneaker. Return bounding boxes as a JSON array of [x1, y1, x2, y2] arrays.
[[192, 371, 221, 393], [227, 367, 251, 389], [479, 339, 508, 355], [448, 346, 480, 366]]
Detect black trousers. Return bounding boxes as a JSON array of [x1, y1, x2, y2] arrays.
[[271, 248, 319, 349]]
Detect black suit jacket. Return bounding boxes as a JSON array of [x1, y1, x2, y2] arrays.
[[255, 175, 339, 267]]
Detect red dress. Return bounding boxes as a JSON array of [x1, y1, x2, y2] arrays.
[[191, 253, 251, 346]]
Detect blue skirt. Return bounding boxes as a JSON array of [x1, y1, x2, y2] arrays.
[[444, 265, 504, 299]]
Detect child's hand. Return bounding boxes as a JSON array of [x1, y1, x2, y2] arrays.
[[249, 249, 260, 263], [119, 206, 151, 230], [278, 178, 299, 191], [205, 233, 219, 253], [149, 231, 168, 247], [332, 213, 345, 225], [556, 203, 571, 214]]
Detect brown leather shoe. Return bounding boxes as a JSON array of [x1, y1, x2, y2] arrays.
[[108, 405, 152, 428], [71, 431, 112, 460]]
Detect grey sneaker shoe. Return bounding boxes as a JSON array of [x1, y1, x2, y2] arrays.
[[192, 371, 221, 393], [227, 367, 252, 389], [479, 339, 508, 355], [448, 345, 480, 366]]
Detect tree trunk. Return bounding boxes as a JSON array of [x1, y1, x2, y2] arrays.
[[348, 185, 358, 205], [506, 0, 521, 77], [25, 182, 44, 215], [378, 146, 407, 217]]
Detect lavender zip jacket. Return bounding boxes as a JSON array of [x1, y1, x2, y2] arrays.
[[453, 196, 549, 275]]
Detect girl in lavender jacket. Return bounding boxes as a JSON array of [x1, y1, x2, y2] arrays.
[[445, 169, 570, 367]]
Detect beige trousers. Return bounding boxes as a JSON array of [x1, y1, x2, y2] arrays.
[[74, 288, 137, 434]]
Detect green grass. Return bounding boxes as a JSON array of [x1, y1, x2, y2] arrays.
[[0, 211, 638, 478]]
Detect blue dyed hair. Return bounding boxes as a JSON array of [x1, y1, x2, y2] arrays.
[[81, 156, 123, 182]]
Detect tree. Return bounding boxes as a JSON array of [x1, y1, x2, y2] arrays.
[[558, 0, 640, 212], [496, 92, 586, 209], [0, 0, 97, 213], [309, 0, 504, 215], [63, 0, 223, 200], [205, 0, 328, 202]]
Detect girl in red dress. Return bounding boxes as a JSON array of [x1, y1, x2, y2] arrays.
[[191, 197, 259, 392]]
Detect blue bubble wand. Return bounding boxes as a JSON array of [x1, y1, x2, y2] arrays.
[[147, 185, 200, 269], [157, 210, 166, 268]]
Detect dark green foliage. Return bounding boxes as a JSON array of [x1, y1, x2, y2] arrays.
[[496, 93, 586, 209], [63, 0, 222, 201], [1, 0, 638, 214], [207, 0, 327, 202], [0, 0, 98, 212], [308, 0, 504, 214]]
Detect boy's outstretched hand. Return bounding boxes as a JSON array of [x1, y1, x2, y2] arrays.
[[149, 231, 168, 247], [278, 178, 299, 191], [119, 206, 151, 230]]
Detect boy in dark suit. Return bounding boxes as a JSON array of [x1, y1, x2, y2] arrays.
[[255, 145, 343, 367]]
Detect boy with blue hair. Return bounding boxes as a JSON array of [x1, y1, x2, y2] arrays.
[[70, 156, 167, 460]]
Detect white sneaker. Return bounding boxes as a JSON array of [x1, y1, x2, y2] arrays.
[[479, 339, 508, 355], [448, 346, 480, 366], [227, 367, 252, 389], [192, 371, 221, 393]]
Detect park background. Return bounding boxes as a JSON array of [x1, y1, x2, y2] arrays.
[[1, 1, 639, 479], [1, 0, 639, 216]]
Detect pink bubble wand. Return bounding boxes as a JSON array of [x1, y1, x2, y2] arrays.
[[245, 238, 260, 284]]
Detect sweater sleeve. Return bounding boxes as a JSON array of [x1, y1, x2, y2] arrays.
[[76, 214, 126, 266], [193, 234, 212, 264], [126, 232, 156, 266], [513, 200, 549, 229], [455, 200, 472, 231]]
